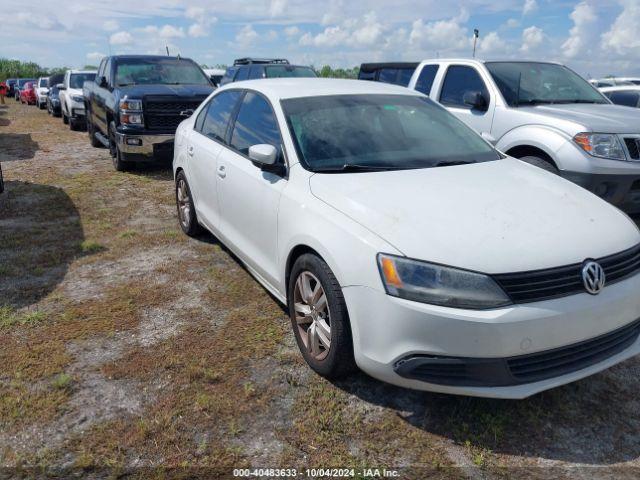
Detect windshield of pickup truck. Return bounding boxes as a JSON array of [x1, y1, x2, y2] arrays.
[[70, 73, 96, 89], [115, 59, 210, 87], [265, 66, 317, 78], [486, 62, 607, 107], [283, 94, 501, 172]]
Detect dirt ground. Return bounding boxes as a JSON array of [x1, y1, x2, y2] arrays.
[[1, 100, 640, 479]]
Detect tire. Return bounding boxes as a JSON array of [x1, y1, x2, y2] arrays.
[[39, 101, 45, 110], [108, 121, 129, 172], [62, 111, 69, 124], [175, 171, 203, 237], [69, 118, 77, 131], [519, 155, 559, 174], [288, 254, 357, 379]]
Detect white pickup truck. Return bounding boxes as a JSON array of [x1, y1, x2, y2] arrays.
[[58, 69, 96, 131], [365, 59, 640, 214]]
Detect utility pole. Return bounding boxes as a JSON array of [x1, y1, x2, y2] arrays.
[[166, 46, 170, 56], [473, 29, 479, 58]]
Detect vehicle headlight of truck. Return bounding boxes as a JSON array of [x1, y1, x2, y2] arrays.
[[574, 133, 626, 161], [377, 254, 512, 310], [119, 98, 144, 126]]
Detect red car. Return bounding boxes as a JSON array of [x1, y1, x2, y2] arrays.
[[20, 82, 36, 105]]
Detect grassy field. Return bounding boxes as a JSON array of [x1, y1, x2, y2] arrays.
[[1, 100, 640, 479]]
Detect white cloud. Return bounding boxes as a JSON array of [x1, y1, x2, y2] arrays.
[[184, 6, 217, 38], [103, 20, 119, 32], [409, 17, 470, 52], [522, 0, 537, 16], [284, 26, 300, 37], [505, 18, 520, 29], [601, 0, 640, 56], [86, 51, 106, 61], [562, 2, 597, 58], [236, 25, 259, 47], [159, 25, 185, 39], [269, 0, 288, 17], [478, 31, 509, 55], [110, 31, 132, 45], [520, 25, 544, 52], [188, 23, 208, 38]]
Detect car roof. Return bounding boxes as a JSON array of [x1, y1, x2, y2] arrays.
[[359, 62, 419, 71], [217, 78, 423, 100], [417, 58, 563, 66]]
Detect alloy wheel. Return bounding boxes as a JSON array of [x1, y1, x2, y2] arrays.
[[176, 179, 191, 229], [293, 271, 331, 360]]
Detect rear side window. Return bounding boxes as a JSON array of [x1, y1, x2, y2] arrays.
[[230, 92, 281, 157], [197, 90, 242, 142], [248, 66, 264, 80], [235, 67, 250, 82], [608, 91, 640, 107], [378, 68, 400, 84], [440, 65, 489, 108], [221, 67, 238, 85], [414, 65, 439, 95]]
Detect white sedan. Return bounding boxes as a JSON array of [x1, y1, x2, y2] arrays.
[[173, 78, 640, 399]]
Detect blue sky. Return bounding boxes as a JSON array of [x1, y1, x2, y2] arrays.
[[0, 0, 638, 78]]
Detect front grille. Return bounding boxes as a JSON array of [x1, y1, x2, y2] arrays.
[[144, 97, 206, 131], [508, 319, 640, 382], [625, 138, 640, 160], [493, 243, 640, 304]]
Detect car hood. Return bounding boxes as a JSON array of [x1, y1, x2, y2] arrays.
[[119, 84, 214, 99], [518, 103, 640, 134], [309, 158, 640, 274]]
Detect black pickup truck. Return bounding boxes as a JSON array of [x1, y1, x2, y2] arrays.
[[83, 55, 214, 171]]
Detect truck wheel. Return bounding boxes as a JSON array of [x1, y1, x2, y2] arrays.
[[62, 111, 69, 124], [109, 121, 129, 172], [519, 155, 559, 175], [69, 118, 77, 131]]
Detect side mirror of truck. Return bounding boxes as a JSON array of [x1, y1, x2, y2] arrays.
[[98, 76, 108, 88], [57, 83, 66, 90], [463, 91, 488, 111]]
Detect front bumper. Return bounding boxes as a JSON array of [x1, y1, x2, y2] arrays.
[[115, 132, 174, 158], [343, 272, 640, 399]]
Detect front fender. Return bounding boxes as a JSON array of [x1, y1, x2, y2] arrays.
[[496, 125, 571, 164]]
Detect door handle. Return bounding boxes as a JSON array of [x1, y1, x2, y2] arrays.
[[217, 165, 226, 179], [187, 145, 194, 156]]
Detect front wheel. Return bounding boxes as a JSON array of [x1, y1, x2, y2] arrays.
[[519, 155, 559, 174], [288, 254, 356, 378], [62, 111, 69, 124], [108, 121, 129, 172]]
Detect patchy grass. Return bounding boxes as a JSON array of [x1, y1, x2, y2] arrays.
[[80, 240, 106, 254], [51, 373, 73, 390], [0, 307, 46, 328]]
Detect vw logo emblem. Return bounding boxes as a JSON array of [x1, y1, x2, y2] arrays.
[[582, 260, 606, 295]]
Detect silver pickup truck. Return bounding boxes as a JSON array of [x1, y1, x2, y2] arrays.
[[368, 59, 640, 214]]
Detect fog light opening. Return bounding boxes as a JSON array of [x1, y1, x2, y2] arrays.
[[126, 138, 142, 146]]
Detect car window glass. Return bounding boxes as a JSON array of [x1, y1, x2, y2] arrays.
[[199, 90, 242, 142], [378, 68, 399, 84], [221, 67, 237, 85], [97, 60, 105, 78], [440, 65, 489, 108], [397, 69, 415, 87], [248, 66, 263, 80], [609, 91, 640, 107], [235, 67, 250, 82], [230, 92, 281, 158], [104, 59, 112, 84], [415, 64, 439, 95]]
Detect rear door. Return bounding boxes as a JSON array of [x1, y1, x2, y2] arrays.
[[187, 90, 242, 230], [216, 91, 287, 286], [437, 64, 495, 139]]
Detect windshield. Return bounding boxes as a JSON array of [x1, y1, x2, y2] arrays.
[[115, 59, 210, 86], [70, 73, 96, 89], [265, 66, 317, 78], [282, 94, 501, 172], [18, 79, 36, 87], [486, 62, 607, 106], [39, 78, 48, 87]]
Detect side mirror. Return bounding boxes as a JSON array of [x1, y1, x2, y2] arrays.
[[99, 76, 108, 88], [463, 91, 488, 111], [248, 144, 278, 166], [57, 83, 66, 90]]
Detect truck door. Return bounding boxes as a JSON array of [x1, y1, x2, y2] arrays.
[[437, 65, 495, 141]]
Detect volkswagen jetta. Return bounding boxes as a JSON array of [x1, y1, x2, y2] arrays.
[[173, 79, 640, 399]]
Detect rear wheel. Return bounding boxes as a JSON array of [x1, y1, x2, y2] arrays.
[[519, 155, 559, 174], [175, 171, 203, 237], [288, 254, 357, 378]]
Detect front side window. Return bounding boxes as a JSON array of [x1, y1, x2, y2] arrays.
[[440, 65, 489, 108], [282, 94, 501, 172], [114, 59, 210, 87], [414, 65, 439, 95], [486, 62, 607, 107], [197, 90, 242, 142], [69, 73, 96, 89], [230, 92, 281, 157]]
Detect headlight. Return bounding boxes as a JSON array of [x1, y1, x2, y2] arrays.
[[71, 95, 84, 103], [377, 254, 511, 309], [574, 133, 626, 161], [120, 112, 144, 125], [120, 99, 142, 111]]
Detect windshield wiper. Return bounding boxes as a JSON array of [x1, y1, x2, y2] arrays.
[[117, 83, 138, 87], [433, 160, 475, 168], [515, 99, 556, 106], [314, 163, 405, 173]]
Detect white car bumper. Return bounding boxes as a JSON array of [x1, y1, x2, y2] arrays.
[[343, 272, 640, 399]]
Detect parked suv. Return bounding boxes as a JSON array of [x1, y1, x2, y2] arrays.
[[59, 70, 96, 130], [35, 77, 49, 109], [358, 62, 419, 87], [381, 59, 640, 213], [220, 58, 316, 86], [6, 79, 16, 97], [83, 54, 214, 171]]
